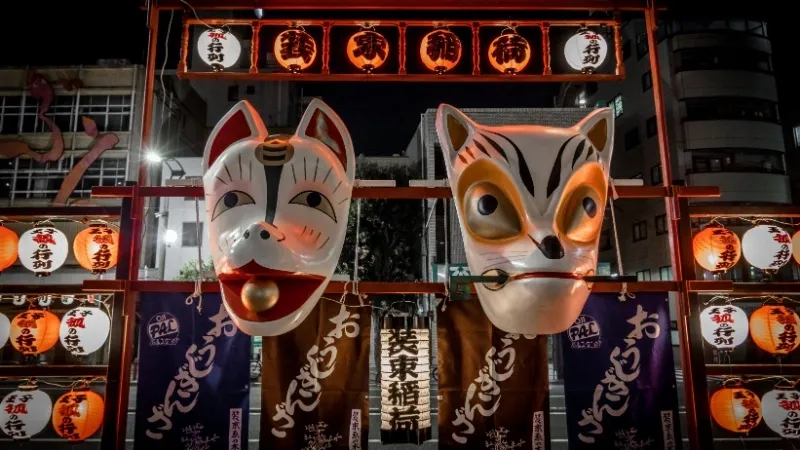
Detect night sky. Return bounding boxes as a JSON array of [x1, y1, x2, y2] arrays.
[[6, 1, 798, 156]]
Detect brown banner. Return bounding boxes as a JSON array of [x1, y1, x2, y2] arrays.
[[438, 298, 550, 450], [260, 296, 371, 450]]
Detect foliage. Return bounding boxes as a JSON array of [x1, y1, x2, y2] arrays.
[[174, 258, 216, 281]]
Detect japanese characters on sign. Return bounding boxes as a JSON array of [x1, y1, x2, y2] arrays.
[[0, 388, 52, 440], [488, 29, 531, 74], [196, 28, 242, 71], [563, 28, 609, 73], [229, 409, 243, 450], [347, 30, 390, 72], [699, 304, 749, 351], [742, 224, 793, 271], [74, 224, 119, 274], [273, 28, 318, 73], [750, 305, 800, 356], [379, 316, 431, 444], [18, 226, 68, 276], [59, 306, 111, 357], [52, 390, 105, 442], [762, 389, 800, 439], [420, 29, 462, 73], [10, 310, 60, 356]]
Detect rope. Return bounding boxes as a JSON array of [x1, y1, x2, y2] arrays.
[[185, 183, 204, 314], [353, 198, 362, 299], [608, 180, 634, 302]]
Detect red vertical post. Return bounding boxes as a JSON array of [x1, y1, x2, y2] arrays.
[[541, 23, 551, 75]]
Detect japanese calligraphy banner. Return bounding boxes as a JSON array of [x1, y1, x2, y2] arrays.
[[135, 293, 251, 450], [438, 297, 550, 450], [260, 295, 371, 450], [561, 292, 681, 449]]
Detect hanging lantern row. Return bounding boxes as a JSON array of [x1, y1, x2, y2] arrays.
[[693, 225, 799, 273], [194, 26, 608, 75], [700, 304, 800, 356], [0, 385, 104, 442], [711, 385, 800, 438], [0, 306, 110, 357], [0, 223, 119, 277]]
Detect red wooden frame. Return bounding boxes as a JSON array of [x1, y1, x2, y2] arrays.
[[152, 0, 663, 10]]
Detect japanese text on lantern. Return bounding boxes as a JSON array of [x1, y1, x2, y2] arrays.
[[492, 34, 529, 67], [777, 391, 800, 437], [90, 226, 114, 271], [772, 307, 798, 352], [709, 306, 737, 347], [14, 312, 44, 354], [63, 308, 91, 354], [3, 393, 33, 438], [578, 304, 661, 444], [279, 31, 316, 65], [31, 228, 55, 271], [381, 327, 430, 432], [206, 31, 227, 65], [582, 33, 602, 65], [712, 229, 739, 270], [426, 31, 459, 63], [770, 226, 792, 265], [56, 394, 86, 440], [353, 33, 386, 62]]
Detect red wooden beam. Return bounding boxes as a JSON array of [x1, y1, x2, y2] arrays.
[[690, 205, 800, 218], [151, 0, 657, 11], [177, 72, 625, 83]]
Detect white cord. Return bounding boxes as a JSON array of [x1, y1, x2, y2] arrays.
[[608, 180, 634, 302]]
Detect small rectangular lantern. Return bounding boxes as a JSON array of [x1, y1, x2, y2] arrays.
[[380, 315, 432, 444]]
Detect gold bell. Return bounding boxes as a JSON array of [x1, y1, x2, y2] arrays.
[[241, 277, 279, 312]]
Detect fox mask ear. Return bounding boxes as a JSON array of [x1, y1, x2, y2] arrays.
[[203, 100, 268, 172], [295, 98, 355, 180]]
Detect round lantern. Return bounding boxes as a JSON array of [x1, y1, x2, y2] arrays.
[[761, 389, 800, 438], [488, 28, 531, 74], [742, 224, 793, 271], [73, 224, 119, 274], [196, 28, 242, 71], [564, 28, 609, 73], [52, 389, 104, 442], [0, 386, 52, 440], [0, 312, 9, 349], [710, 387, 763, 433], [18, 226, 68, 276], [10, 310, 60, 355], [420, 28, 462, 74], [693, 226, 741, 273], [347, 29, 389, 73], [59, 306, 110, 357], [792, 230, 800, 265], [273, 28, 317, 73], [750, 305, 800, 356], [700, 304, 749, 351], [0, 224, 19, 272]]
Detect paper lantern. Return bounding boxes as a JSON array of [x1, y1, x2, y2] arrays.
[[762, 389, 800, 438], [488, 29, 531, 74], [203, 99, 355, 336], [711, 387, 762, 433], [435, 104, 614, 334], [10, 310, 60, 355], [52, 389, 104, 442], [420, 29, 462, 74], [273, 28, 317, 73], [0, 225, 18, 272], [59, 306, 111, 356], [73, 224, 119, 274], [742, 224, 792, 271], [347, 29, 389, 73], [196, 28, 241, 71], [700, 304, 749, 350], [0, 386, 52, 440], [380, 316, 431, 444], [792, 230, 800, 265], [693, 226, 741, 272], [750, 305, 800, 356], [0, 312, 9, 349], [564, 28, 609, 73], [18, 226, 68, 276]]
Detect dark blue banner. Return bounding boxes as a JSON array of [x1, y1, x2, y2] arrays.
[[561, 293, 681, 450], [135, 293, 251, 450]]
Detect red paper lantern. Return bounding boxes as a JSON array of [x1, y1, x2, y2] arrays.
[[347, 29, 389, 73], [693, 226, 741, 273], [73, 224, 119, 274], [710, 387, 762, 433], [0, 225, 18, 272], [52, 389, 104, 442], [420, 28, 462, 74], [273, 28, 317, 73], [488, 29, 531, 74], [10, 310, 60, 355]]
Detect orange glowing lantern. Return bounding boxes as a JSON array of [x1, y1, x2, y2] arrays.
[[420, 28, 462, 74], [73, 224, 119, 275], [692, 226, 741, 273], [0, 225, 18, 273], [792, 230, 800, 265], [749, 305, 800, 355], [10, 310, 60, 355], [488, 28, 531, 74], [273, 28, 317, 73], [347, 29, 390, 73], [52, 389, 104, 442], [710, 387, 762, 433]]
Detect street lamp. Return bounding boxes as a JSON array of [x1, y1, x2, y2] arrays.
[[163, 229, 178, 247]]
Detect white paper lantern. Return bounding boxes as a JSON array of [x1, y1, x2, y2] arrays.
[[762, 389, 800, 438], [700, 304, 749, 351], [0, 312, 9, 349], [564, 29, 608, 73], [18, 227, 68, 276], [742, 225, 793, 271], [196, 28, 241, 71], [0, 387, 52, 440], [59, 306, 110, 356]]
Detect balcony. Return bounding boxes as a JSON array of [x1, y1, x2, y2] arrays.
[[687, 171, 790, 204], [683, 120, 784, 152], [674, 70, 777, 101]]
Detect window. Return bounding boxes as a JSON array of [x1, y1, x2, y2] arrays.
[[607, 94, 623, 118], [599, 230, 612, 251], [0, 155, 128, 200], [655, 214, 668, 235], [77, 95, 133, 132], [3, 94, 131, 134], [690, 149, 785, 175], [246, 85, 255, 95], [183, 176, 202, 201], [651, 164, 663, 185], [636, 269, 651, 281], [794, 126, 800, 147], [659, 266, 673, 281], [0, 96, 22, 134], [641, 70, 652, 91], [636, 34, 649, 59], [621, 40, 631, 60], [624, 127, 640, 150], [182, 222, 203, 247], [633, 220, 647, 242], [227, 85, 239, 102], [684, 97, 778, 123], [646, 116, 658, 138], [676, 47, 771, 73]]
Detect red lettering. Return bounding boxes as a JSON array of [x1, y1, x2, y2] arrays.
[[583, 34, 600, 40], [780, 400, 800, 411], [208, 32, 227, 40], [711, 313, 734, 324], [16, 320, 36, 328], [774, 234, 791, 244], [66, 317, 85, 328], [4, 403, 28, 414], [33, 234, 56, 245]]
